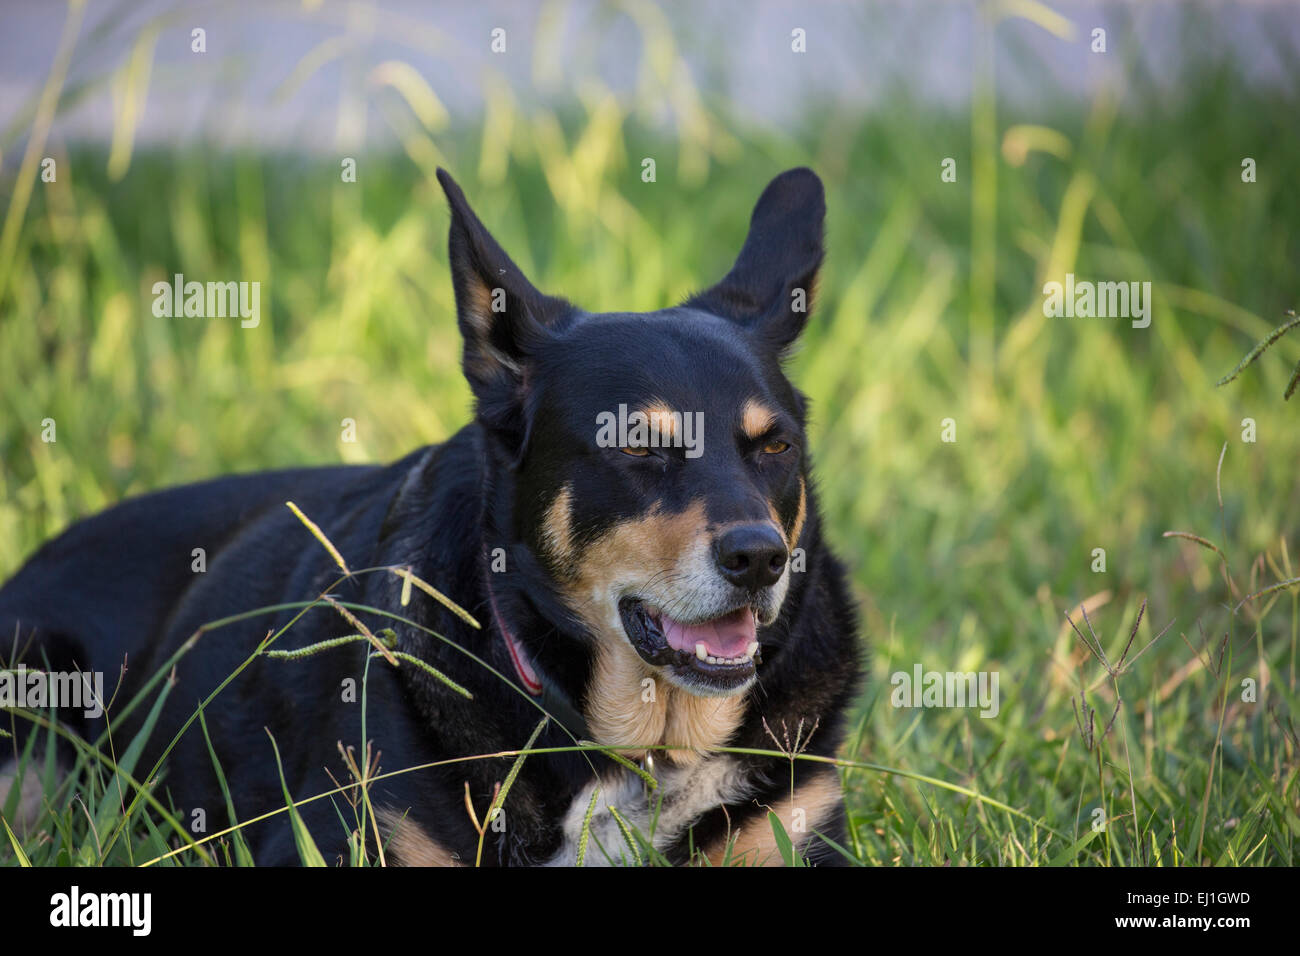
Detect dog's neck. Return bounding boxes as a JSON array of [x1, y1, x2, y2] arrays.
[[477, 539, 590, 738], [473, 427, 597, 729]]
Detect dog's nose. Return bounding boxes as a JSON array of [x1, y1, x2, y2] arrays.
[[714, 524, 788, 590]]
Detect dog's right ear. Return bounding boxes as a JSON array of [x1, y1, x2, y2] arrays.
[[437, 169, 569, 447]]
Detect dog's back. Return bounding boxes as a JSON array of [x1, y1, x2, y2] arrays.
[[1, 465, 376, 688]]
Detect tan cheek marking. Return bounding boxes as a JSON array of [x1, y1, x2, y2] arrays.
[[766, 476, 806, 551], [741, 399, 777, 439], [566, 500, 708, 624], [540, 484, 575, 573], [703, 771, 843, 866], [790, 477, 807, 549], [573, 502, 706, 759], [571, 501, 746, 762], [377, 808, 461, 866]]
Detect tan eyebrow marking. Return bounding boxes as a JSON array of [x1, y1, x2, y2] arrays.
[[741, 399, 777, 439], [637, 401, 679, 441]]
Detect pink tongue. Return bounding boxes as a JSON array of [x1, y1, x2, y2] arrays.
[[661, 607, 756, 659]]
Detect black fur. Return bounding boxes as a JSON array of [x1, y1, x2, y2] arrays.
[[0, 168, 863, 866]]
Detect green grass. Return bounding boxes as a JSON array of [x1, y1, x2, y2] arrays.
[[2, 8, 1300, 866]]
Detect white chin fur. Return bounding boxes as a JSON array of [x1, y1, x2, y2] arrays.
[[659, 666, 757, 698]]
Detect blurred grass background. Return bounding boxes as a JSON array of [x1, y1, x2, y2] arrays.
[[2, 0, 1299, 865]]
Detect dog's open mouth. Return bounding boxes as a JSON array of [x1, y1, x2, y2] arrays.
[[618, 597, 760, 692]]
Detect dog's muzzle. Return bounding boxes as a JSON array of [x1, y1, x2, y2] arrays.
[[618, 597, 763, 695]]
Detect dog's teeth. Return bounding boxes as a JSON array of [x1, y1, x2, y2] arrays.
[[707, 655, 718, 664], [696, 642, 708, 661], [746, 642, 759, 659]]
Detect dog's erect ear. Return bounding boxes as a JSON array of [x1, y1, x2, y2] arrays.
[[437, 168, 569, 443], [682, 167, 825, 353]]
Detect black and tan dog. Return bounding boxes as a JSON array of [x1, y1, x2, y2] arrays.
[[0, 168, 863, 865]]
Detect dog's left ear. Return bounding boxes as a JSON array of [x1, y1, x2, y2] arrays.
[[437, 169, 570, 448], [682, 167, 825, 353]]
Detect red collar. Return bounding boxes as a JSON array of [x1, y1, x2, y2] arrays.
[[477, 546, 591, 738], [482, 548, 542, 696]]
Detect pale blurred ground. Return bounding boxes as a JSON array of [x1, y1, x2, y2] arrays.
[[2, 0, 1298, 153]]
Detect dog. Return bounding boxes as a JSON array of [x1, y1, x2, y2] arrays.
[[0, 168, 863, 866]]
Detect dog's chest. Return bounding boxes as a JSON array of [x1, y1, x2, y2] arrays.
[[544, 755, 752, 866]]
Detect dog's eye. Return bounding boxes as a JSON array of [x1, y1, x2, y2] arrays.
[[762, 440, 790, 455], [620, 446, 651, 457]]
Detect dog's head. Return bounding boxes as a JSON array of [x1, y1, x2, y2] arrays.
[[438, 168, 824, 701]]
